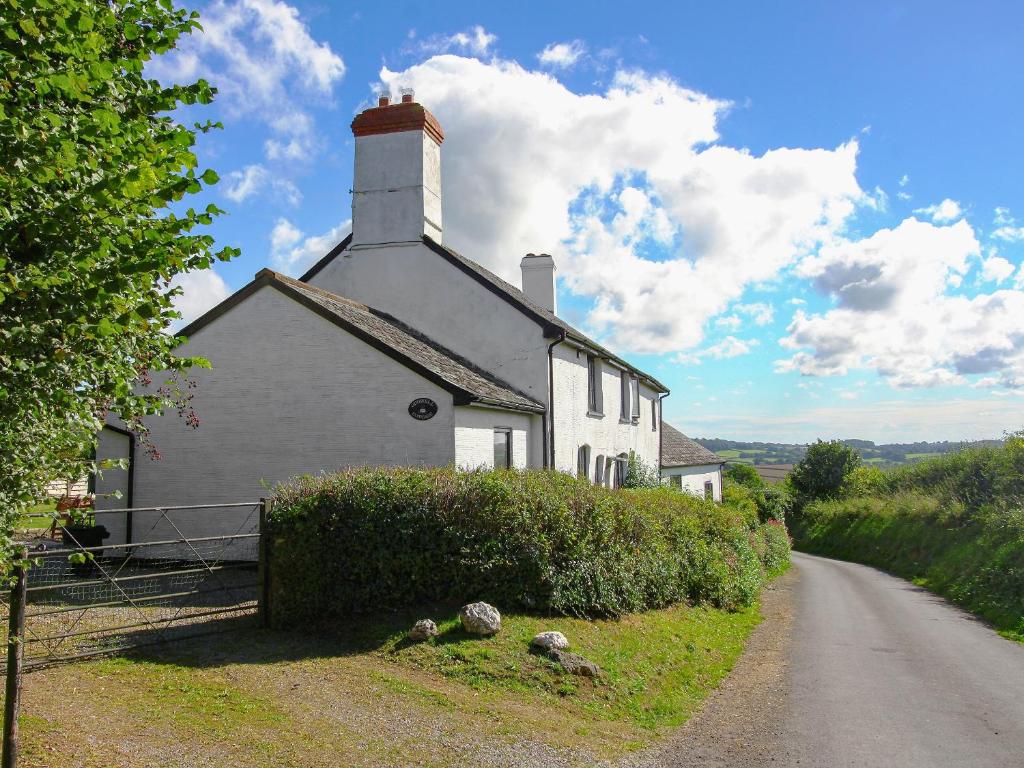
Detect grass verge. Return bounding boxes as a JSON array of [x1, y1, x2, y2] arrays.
[[6, 597, 766, 767]]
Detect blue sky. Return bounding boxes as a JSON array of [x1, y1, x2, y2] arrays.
[[156, 0, 1024, 443]]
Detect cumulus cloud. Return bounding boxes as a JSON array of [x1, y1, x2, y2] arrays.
[[380, 56, 863, 354], [537, 40, 586, 68], [223, 164, 301, 205], [147, 0, 344, 167], [170, 269, 231, 329], [270, 218, 351, 275], [778, 218, 1024, 389], [914, 198, 963, 223], [981, 254, 1016, 283]]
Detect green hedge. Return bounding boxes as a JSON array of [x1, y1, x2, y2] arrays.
[[266, 467, 790, 625], [794, 440, 1024, 642]]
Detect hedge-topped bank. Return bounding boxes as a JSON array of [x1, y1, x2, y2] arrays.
[[265, 467, 790, 625]]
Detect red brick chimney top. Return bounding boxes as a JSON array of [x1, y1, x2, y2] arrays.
[[351, 99, 444, 145]]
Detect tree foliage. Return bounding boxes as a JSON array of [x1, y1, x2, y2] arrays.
[[0, 0, 236, 553], [724, 463, 764, 489], [789, 439, 861, 506]]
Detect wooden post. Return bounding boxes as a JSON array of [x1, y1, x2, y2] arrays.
[[3, 547, 28, 768], [257, 499, 270, 628]]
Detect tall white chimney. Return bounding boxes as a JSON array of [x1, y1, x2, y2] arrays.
[[350, 92, 444, 246], [520, 253, 557, 314]]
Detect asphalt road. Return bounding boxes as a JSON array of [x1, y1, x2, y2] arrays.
[[656, 552, 1024, 768]]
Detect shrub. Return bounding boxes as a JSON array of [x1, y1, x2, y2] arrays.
[[790, 440, 860, 508], [724, 463, 763, 488], [266, 467, 790, 626], [622, 452, 661, 489]]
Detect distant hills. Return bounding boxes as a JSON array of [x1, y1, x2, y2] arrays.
[[694, 437, 1004, 468]]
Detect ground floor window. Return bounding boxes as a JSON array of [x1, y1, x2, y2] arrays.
[[577, 445, 591, 479], [493, 428, 512, 469], [594, 454, 605, 485], [704, 480, 714, 500], [670, 475, 682, 489], [615, 454, 628, 488]]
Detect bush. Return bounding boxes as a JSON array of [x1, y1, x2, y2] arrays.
[[723, 480, 791, 525], [266, 467, 790, 626], [622, 452, 661, 489], [790, 440, 860, 509], [724, 463, 763, 489]]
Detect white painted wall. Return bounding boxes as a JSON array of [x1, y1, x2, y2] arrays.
[[454, 406, 534, 469], [352, 130, 442, 245], [100, 285, 458, 548], [661, 464, 724, 502], [310, 241, 550, 465], [551, 343, 660, 480]]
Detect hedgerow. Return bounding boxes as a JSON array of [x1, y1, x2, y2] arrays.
[[794, 433, 1024, 640], [265, 467, 790, 625]]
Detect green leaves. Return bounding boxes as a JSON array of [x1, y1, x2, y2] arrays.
[[1, 0, 237, 560]]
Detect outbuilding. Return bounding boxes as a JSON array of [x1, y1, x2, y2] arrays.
[[660, 423, 725, 501]]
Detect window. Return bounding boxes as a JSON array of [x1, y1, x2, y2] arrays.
[[631, 378, 640, 421], [577, 445, 591, 479], [587, 356, 601, 414], [620, 370, 630, 421], [670, 475, 682, 489], [594, 455, 605, 485], [651, 397, 658, 431], [704, 480, 715, 500], [493, 428, 512, 469], [615, 454, 629, 488]]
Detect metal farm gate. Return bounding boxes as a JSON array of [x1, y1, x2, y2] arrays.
[[2, 500, 268, 766]]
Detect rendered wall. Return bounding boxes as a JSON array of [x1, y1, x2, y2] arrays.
[[661, 464, 724, 502], [453, 406, 534, 470], [550, 343, 660, 479]]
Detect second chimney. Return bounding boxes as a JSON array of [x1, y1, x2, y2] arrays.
[[520, 253, 557, 314]]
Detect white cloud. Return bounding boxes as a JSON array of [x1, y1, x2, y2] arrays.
[[270, 218, 351, 275], [981, 254, 1015, 283], [170, 269, 231, 329], [914, 198, 963, 223], [992, 207, 1024, 242], [778, 218, 1024, 390], [676, 336, 759, 365], [735, 302, 774, 326], [146, 0, 344, 165], [715, 315, 742, 330], [381, 55, 864, 355], [537, 40, 586, 69], [418, 26, 496, 56], [223, 164, 301, 205], [899, 174, 910, 187]]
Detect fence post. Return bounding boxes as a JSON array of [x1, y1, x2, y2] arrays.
[[3, 547, 28, 768], [257, 498, 270, 628]]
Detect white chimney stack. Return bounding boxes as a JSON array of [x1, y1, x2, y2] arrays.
[[520, 253, 557, 314], [350, 94, 444, 246]]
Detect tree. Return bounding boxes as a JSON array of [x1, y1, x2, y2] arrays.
[[0, 0, 236, 555], [789, 440, 861, 504], [724, 463, 764, 489]]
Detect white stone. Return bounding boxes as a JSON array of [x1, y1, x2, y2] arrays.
[[530, 631, 569, 651], [409, 618, 438, 641], [459, 602, 501, 636]]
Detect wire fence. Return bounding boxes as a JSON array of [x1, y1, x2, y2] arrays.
[[1, 501, 263, 672]]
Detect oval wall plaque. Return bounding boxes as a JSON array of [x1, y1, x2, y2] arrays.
[[408, 397, 438, 420]]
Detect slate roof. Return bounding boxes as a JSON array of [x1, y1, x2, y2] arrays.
[[300, 233, 669, 394], [178, 269, 546, 414], [661, 423, 724, 468]]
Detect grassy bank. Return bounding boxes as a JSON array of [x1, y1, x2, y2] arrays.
[[793, 437, 1024, 642], [8, 597, 769, 766]]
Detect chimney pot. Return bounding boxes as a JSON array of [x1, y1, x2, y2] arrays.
[[401, 93, 414, 103], [378, 94, 390, 107]]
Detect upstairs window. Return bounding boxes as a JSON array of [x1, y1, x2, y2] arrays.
[[631, 378, 640, 421], [651, 397, 658, 431], [587, 356, 601, 413], [493, 428, 512, 469], [620, 370, 630, 421], [577, 445, 591, 479]]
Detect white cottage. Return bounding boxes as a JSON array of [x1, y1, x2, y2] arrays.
[[660, 423, 725, 501], [97, 95, 668, 533]]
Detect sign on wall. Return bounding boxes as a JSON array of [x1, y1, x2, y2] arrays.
[[408, 398, 438, 420]]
